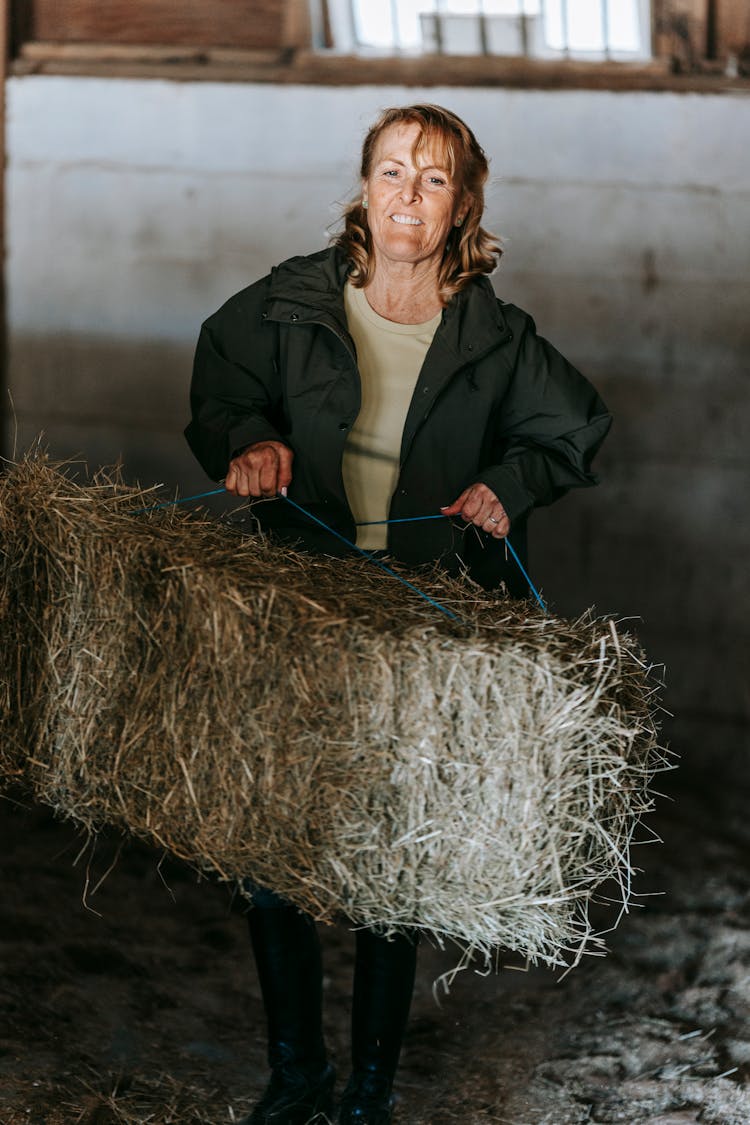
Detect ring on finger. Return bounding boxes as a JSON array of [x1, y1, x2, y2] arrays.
[[488, 516, 499, 525]]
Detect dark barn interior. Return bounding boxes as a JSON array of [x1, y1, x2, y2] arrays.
[[1, 2, 749, 1123]]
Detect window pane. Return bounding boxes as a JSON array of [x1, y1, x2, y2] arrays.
[[442, 0, 482, 14], [394, 0, 435, 48], [606, 0, 641, 52], [544, 0, 565, 50], [353, 2, 395, 47], [483, 0, 541, 13], [567, 0, 606, 51]]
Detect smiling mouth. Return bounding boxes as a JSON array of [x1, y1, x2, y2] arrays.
[[390, 214, 423, 226]]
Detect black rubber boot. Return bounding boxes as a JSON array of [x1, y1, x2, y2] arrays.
[[242, 1058, 335, 1124], [338, 928, 418, 1125], [241, 903, 335, 1125]]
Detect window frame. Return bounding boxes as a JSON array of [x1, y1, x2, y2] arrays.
[[327, 0, 654, 63]]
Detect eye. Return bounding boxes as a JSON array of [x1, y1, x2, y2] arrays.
[[383, 168, 399, 177]]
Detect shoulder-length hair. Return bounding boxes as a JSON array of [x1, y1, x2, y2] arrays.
[[333, 104, 501, 304]]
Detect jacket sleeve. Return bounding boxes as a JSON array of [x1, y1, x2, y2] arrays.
[[475, 310, 612, 525], [185, 278, 287, 482]]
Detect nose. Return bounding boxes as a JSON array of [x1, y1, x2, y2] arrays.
[[399, 173, 420, 204]]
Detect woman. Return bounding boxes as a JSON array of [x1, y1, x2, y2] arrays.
[[186, 104, 611, 1125]]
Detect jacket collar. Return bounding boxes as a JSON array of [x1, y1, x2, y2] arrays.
[[266, 248, 349, 319], [436, 272, 511, 363], [265, 245, 510, 353]]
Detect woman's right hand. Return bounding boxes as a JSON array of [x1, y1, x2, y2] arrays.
[[225, 441, 294, 497]]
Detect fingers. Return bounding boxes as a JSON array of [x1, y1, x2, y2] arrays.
[[482, 506, 510, 538], [441, 483, 510, 539], [438, 495, 466, 518], [225, 441, 294, 498], [276, 445, 294, 493]]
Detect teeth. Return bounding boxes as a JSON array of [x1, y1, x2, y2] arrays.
[[391, 214, 422, 225]]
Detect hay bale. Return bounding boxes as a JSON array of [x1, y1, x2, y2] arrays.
[[0, 454, 668, 968]]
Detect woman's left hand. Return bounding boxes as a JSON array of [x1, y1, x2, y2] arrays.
[[441, 483, 510, 539]]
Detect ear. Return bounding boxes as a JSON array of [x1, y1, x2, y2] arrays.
[[456, 193, 472, 226]]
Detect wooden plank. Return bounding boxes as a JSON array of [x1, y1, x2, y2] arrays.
[[718, 0, 750, 55], [23, 0, 295, 51], [9, 0, 32, 57], [652, 0, 710, 68], [25, 43, 748, 93], [19, 41, 287, 65], [0, 0, 7, 461], [12, 42, 673, 82], [282, 0, 311, 50]]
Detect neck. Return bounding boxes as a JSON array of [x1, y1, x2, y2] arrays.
[[363, 259, 444, 324]]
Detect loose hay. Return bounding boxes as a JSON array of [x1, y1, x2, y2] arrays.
[[0, 454, 668, 968]]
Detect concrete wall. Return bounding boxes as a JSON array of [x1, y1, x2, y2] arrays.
[[6, 77, 750, 775]]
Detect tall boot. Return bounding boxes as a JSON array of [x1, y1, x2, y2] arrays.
[[338, 928, 419, 1125], [240, 903, 335, 1125]]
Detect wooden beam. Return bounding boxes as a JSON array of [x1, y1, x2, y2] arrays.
[[282, 0, 312, 50], [0, 0, 7, 461], [718, 0, 750, 57], [19, 40, 289, 66], [653, 0, 709, 70], [20, 0, 292, 51], [13, 42, 749, 93]]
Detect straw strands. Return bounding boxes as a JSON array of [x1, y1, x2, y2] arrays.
[[0, 455, 668, 969]]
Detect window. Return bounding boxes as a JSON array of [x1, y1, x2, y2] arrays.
[[326, 0, 652, 61]]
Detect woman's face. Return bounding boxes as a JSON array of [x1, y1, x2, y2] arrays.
[[362, 121, 467, 274]]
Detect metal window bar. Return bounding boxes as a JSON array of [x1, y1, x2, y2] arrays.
[[601, 0, 610, 61], [390, 0, 401, 49], [435, 0, 446, 55], [560, 0, 569, 57]]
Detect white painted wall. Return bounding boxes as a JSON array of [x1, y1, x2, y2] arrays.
[[6, 76, 750, 771]]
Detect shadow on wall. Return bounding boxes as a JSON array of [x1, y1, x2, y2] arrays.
[[6, 332, 205, 492], [531, 423, 748, 794]]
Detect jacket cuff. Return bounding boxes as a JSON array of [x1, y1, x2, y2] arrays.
[[474, 465, 535, 527], [228, 422, 287, 462]]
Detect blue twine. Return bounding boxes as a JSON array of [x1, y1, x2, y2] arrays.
[[284, 495, 547, 618], [279, 494, 461, 623], [503, 538, 547, 615], [130, 487, 225, 515], [131, 485, 547, 616], [355, 514, 445, 526]]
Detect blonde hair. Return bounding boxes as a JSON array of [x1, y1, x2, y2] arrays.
[[334, 104, 501, 304]]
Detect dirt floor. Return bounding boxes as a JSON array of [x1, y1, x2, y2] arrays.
[[2, 776, 749, 1125]]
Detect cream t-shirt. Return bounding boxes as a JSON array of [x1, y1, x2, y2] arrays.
[[342, 282, 441, 550]]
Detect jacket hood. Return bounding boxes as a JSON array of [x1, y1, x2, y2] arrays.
[[266, 246, 511, 362], [268, 247, 350, 308]]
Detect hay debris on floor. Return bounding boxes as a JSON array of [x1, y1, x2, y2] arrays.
[[0, 454, 669, 968]]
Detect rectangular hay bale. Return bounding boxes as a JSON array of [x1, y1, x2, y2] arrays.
[[0, 456, 668, 969]]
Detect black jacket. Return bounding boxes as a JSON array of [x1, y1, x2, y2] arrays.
[[186, 248, 611, 593]]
